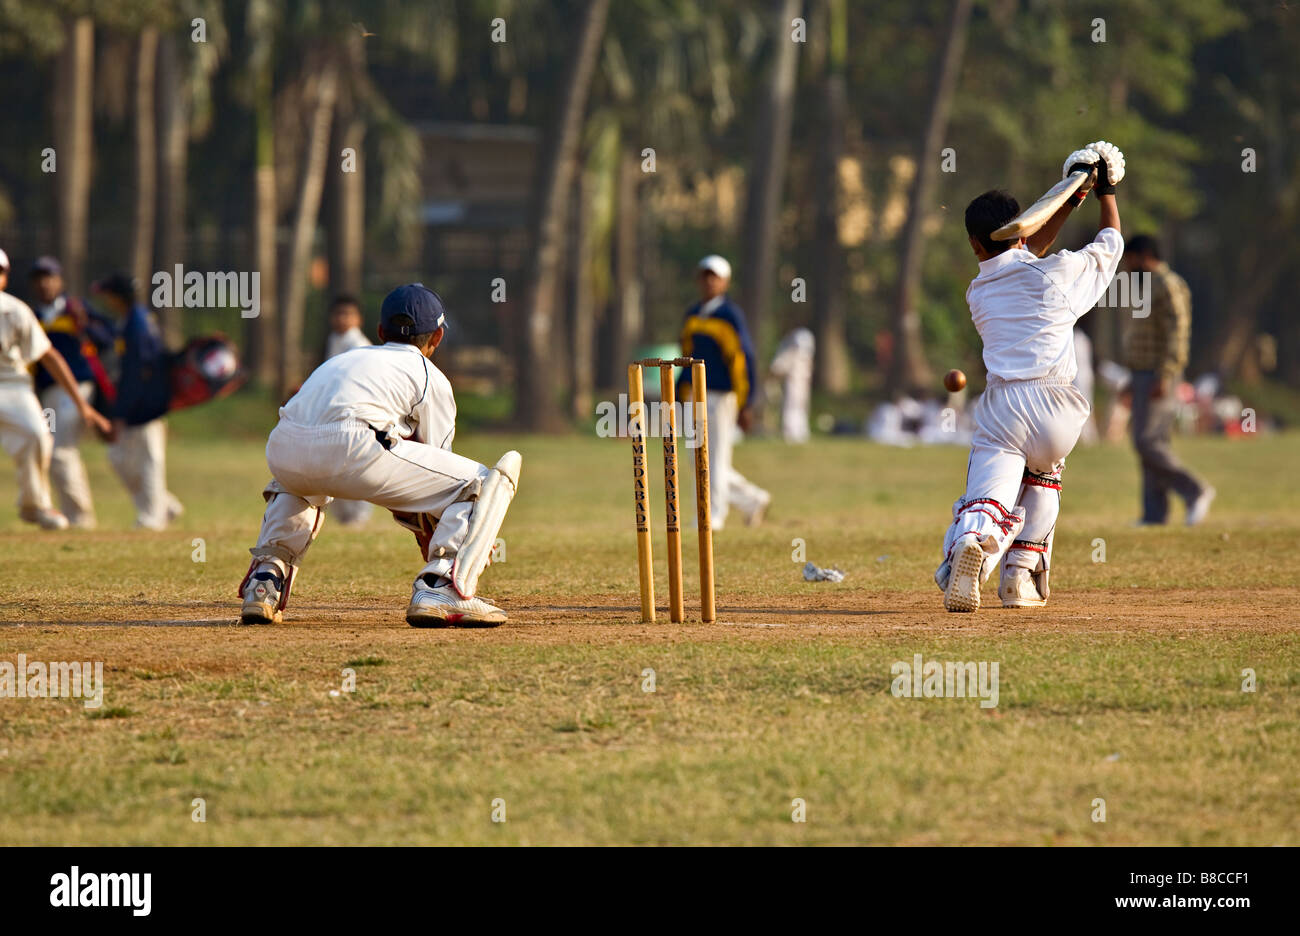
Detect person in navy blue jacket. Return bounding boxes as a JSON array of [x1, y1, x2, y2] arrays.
[[29, 255, 114, 527], [677, 255, 771, 529], [94, 274, 183, 530]]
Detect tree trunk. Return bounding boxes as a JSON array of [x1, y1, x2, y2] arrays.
[[812, 0, 850, 394], [131, 28, 159, 312], [278, 59, 338, 398], [739, 0, 801, 352], [54, 17, 95, 295], [604, 144, 643, 387], [155, 34, 188, 345], [247, 0, 279, 387], [889, 0, 974, 395], [570, 171, 595, 421], [515, 0, 609, 430], [328, 33, 366, 300]]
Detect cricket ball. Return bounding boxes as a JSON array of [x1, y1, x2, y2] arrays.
[[944, 369, 967, 393]]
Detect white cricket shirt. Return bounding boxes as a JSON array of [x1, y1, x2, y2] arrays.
[[0, 291, 52, 385], [325, 325, 372, 359], [966, 227, 1123, 381], [279, 342, 456, 448]]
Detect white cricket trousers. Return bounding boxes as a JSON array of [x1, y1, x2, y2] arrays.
[[940, 376, 1089, 580], [0, 382, 54, 514], [109, 419, 182, 530], [250, 419, 489, 587], [41, 381, 97, 526], [705, 390, 769, 529]]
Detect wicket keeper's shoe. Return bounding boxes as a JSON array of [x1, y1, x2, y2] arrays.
[[407, 578, 507, 628], [241, 570, 284, 625], [20, 507, 70, 530], [943, 534, 996, 613], [999, 567, 1048, 608]]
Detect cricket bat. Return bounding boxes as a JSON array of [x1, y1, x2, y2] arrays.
[[991, 167, 1096, 241]]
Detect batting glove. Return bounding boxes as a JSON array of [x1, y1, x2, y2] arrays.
[[1086, 140, 1125, 193]]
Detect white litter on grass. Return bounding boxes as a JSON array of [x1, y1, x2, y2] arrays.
[[803, 561, 846, 583]]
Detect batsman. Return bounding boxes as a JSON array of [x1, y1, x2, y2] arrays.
[[935, 141, 1125, 612], [238, 284, 521, 627]]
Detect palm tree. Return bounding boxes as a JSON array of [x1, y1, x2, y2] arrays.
[[244, 0, 280, 387], [810, 0, 850, 394], [516, 0, 611, 430], [154, 2, 225, 346], [738, 0, 801, 352], [889, 0, 973, 395], [53, 15, 94, 295], [131, 27, 159, 307], [278, 51, 338, 395], [327, 29, 369, 301]]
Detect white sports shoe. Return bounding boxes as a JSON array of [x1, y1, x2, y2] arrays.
[[241, 570, 284, 625], [407, 580, 507, 628], [745, 491, 772, 527], [1000, 567, 1047, 608], [20, 507, 70, 530], [943, 534, 995, 613], [1185, 486, 1216, 526]]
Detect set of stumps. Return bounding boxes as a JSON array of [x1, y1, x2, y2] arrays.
[[628, 358, 716, 624]]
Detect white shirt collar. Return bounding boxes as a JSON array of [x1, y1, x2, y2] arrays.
[[700, 294, 726, 315], [977, 247, 1035, 277]]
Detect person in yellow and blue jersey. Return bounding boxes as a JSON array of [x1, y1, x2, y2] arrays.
[[677, 255, 771, 529]]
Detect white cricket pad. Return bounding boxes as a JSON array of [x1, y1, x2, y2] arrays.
[[451, 450, 522, 598]]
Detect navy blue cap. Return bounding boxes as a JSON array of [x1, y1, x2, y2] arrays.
[[380, 283, 447, 337], [30, 255, 62, 277], [92, 272, 138, 301]]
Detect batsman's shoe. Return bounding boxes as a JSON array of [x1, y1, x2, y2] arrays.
[[407, 581, 507, 628], [20, 507, 70, 530], [999, 567, 1047, 608], [943, 534, 995, 613], [241, 571, 284, 625]]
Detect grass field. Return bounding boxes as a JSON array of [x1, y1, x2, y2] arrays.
[[1, 394, 1297, 844]]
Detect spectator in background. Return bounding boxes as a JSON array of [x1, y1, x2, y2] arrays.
[[678, 255, 770, 529], [770, 327, 815, 444], [0, 248, 111, 530], [324, 294, 373, 527], [28, 255, 113, 528], [325, 294, 370, 360], [1121, 235, 1214, 526], [95, 274, 184, 530]]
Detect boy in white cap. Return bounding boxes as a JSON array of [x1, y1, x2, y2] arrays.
[[677, 255, 771, 529], [0, 248, 112, 529], [239, 284, 522, 627]]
